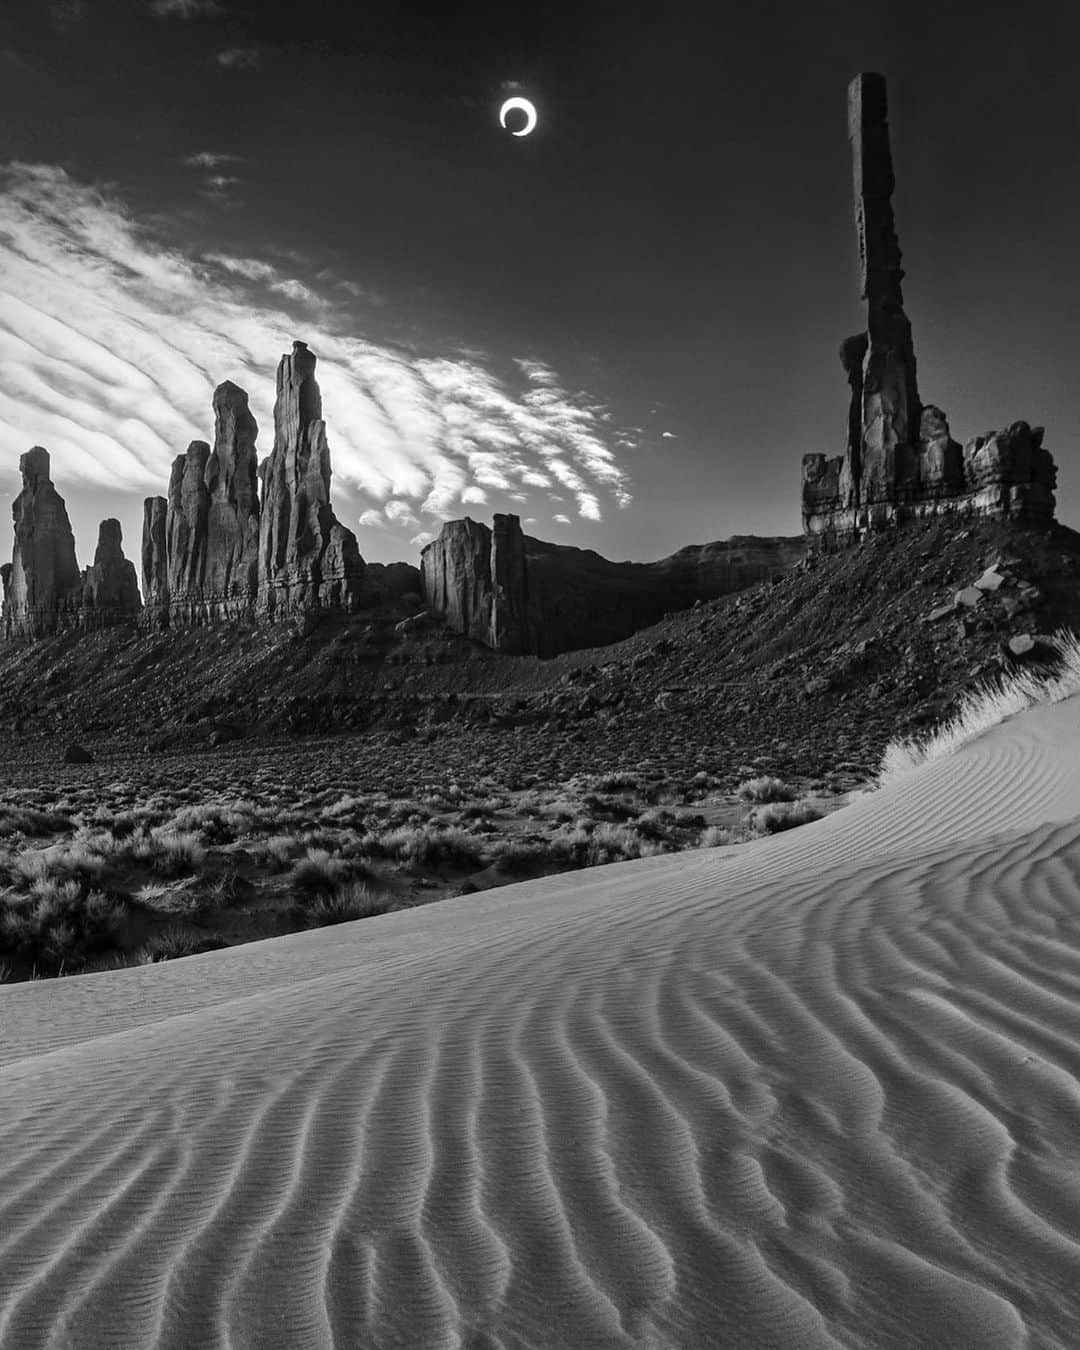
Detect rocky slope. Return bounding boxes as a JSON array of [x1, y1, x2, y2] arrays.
[[2, 518, 1077, 793]]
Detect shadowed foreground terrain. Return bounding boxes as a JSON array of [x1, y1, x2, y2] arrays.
[[2, 690, 1080, 1346]]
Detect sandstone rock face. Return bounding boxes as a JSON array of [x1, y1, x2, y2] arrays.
[[802, 74, 1057, 545], [421, 516, 805, 657], [165, 440, 212, 623], [204, 380, 261, 618], [81, 519, 141, 626], [256, 341, 364, 618], [141, 496, 168, 625], [142, 382, 261, 627], [2, 447, 84, 637], [420, 516, 505, 647]]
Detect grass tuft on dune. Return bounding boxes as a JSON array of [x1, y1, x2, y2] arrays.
[[878, 627, 1080, 783]]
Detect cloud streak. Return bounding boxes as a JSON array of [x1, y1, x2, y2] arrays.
[[0, 162, 636, 534]]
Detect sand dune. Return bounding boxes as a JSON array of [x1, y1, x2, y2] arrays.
[[3, 696, 1080, 1348]]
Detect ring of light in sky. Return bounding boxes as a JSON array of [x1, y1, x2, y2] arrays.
[[498, 97, 538, 136]]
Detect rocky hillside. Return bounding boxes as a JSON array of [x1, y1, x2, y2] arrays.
[[2, 518, 1077, 791]]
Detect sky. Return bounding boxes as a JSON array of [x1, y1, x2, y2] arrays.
[[1, 0, 1078, 574]]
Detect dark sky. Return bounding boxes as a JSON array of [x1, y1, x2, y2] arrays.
[[1, 0, 1077, 568]]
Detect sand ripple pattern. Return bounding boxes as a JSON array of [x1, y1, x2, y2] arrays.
[[3, 696, 1080, 1347]]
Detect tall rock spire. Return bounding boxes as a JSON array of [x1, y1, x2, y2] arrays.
[[256, 341, 364, 618], [847, 71, 920, 508], [801, 74, 1056, 545]]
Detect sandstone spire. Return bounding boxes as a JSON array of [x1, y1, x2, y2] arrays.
[[81, 518, 141, 625], [256, 341, 364, 618], [847, 71, 920, 506], [2, 447, 83, 637]]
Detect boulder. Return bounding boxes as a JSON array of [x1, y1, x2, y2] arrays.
[[256, 341, 365, 618], [63, 742, 93, 764]]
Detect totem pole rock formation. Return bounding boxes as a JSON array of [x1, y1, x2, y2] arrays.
[[802, 73, 1057, 544], [255, 341, 364, 618]]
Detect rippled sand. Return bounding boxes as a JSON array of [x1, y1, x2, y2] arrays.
[[3, 695, 1080, 1348]]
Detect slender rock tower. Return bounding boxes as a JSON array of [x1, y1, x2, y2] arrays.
[[846, 71, 920, 510], [256, 341, 364, 618]]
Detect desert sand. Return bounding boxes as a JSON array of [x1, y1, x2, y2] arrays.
[[3, 695, 1080, 1348]]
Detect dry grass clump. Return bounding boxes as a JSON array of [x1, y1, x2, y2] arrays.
[[371, 824, 489, 870], [134, 925, 227, 964], [736, 776, 798, 804], [149, 829, 206, 878], [749, 801, 823, 834], [290, 847, 355, 894], [0, 806, 74, 838], [132, 879, 205, 917], [879, 627, 1080, 782], [167, 802, 254, 844], [289, 881, 394, 929]]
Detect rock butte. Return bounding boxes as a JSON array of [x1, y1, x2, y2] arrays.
[[0, 75, 1063, 651]]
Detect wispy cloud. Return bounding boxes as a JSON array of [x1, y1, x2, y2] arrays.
[[215, 46, 261, 70], [150, 0, 221, 16], [0, 162, 636, 530], [182, 151, 242, 170]]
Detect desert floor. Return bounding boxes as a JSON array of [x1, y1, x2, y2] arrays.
[[2, 693, 1080, 1347]]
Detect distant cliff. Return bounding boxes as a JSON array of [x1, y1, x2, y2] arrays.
[[801, 74, 1057, 546], [421, 514, 805, 657]]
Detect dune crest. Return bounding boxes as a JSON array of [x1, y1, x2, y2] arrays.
[[3, 697, 1080, 1347]]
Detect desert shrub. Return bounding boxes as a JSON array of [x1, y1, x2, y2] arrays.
[[580, 792, 638, 821], [736, 776, 798, 804], [149, 830, 206, 878], [750, 801, 823, 834], [291, 848, 352, 894], [591, 772, 642, 793], [373, 824, 488, 870], [0, 807, 74, 838], [249, 834, 303, 871], [633, 807, 681, 842], [289, 881, 393, 929], [0, 886, 128, 973], [698, 825, 741, 848], [493, 839, 552, 875], [168, 803, 252, 845], [135, 926, 228, 964]]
